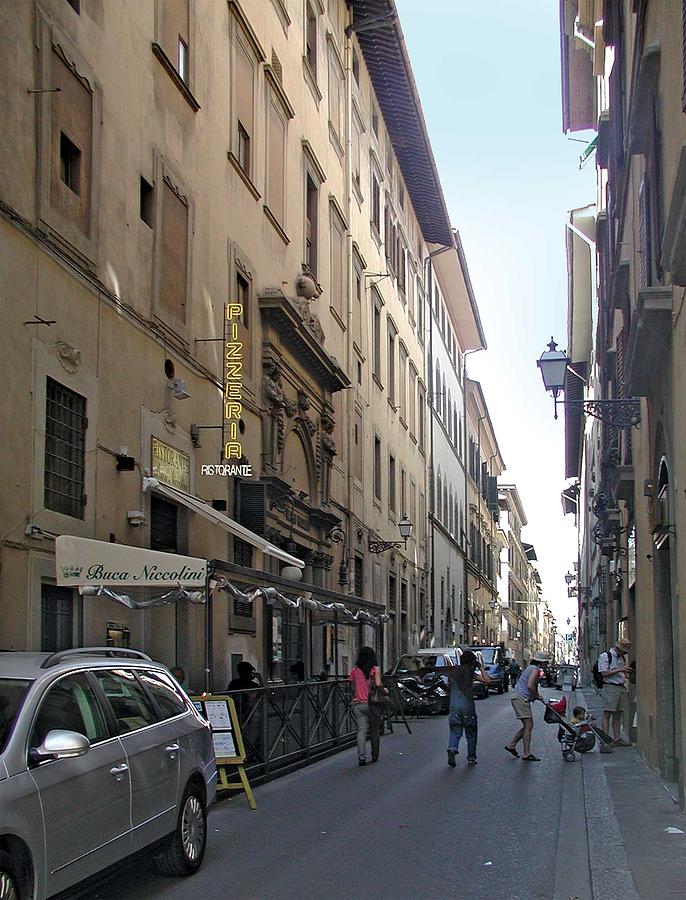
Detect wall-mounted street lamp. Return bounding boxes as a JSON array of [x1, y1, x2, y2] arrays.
[[368, 516, 413, 553], [537, 338, 641, 427], [564, 571, 575, 586]]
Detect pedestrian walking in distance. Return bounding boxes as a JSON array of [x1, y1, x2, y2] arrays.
[[597, 637, 633, 752], [423, 649, 490, 767], [349, 646, 386, 766], [505, 652, 548, 761]]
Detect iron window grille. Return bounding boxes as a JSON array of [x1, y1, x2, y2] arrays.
[[44, 377, 87, 518]]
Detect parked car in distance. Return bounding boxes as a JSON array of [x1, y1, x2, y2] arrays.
[[0, 648, 217, 900], [468, 645, 509, 694], [469, 649, 489, 699]]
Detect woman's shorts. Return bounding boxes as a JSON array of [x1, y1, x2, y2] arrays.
[[511, 695, 533, 720]]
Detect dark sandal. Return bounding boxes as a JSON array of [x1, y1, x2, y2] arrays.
[[522, 754, 541, 761], [505, 746, 519, 758]]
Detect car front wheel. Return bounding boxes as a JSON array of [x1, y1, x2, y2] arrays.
[[0, 853, 21, 900], [155, 783, 207, 877]]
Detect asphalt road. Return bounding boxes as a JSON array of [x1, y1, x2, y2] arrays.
[[83, 689, 589, 900]]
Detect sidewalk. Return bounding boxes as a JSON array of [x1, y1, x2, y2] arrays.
[[580, 688, 686, 898]]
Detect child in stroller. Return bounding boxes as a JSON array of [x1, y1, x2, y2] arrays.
[[544, 698, 597, 761]]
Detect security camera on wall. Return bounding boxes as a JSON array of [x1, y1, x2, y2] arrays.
[[167, 377, 190, 400]]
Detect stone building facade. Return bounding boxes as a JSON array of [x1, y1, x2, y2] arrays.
[[560, 0, 686, 805], [0, 0, 486, 684]]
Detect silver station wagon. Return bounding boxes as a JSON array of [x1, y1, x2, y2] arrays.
[[0, 648, 217, 899]]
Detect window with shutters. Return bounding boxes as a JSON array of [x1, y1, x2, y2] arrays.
[[387, 319, 397, 404], [388, 573, 397, 612], [352, 110, 363, 198], [409, 364, 417, 436], [265, 78, 290, 231], [50, 50, 93, 238], [374, 436, 382, 501], [305, 1, 318, 80], [437, 472, 442, 521], [371, 164, 381, 239], [159, 177, 190, 326], [45, 378, 87, 519], [372, 289, 383, 381], [354, 554, 364, 597], [638, 179, 651, 289], [353, 256, 364, 350], [230, 16, 259, 187], [400, 467, 406, 517], [329, 202, 346, 323], [354, 409, 363, 483], [418, 382, 426, 450], [327, 41, 344, 152], [388, 454, 396, 513], [152, 0, 199, 108], [398, 344, 408, 422]]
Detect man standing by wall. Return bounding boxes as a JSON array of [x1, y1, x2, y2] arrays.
[[598, 638, 632, 752]]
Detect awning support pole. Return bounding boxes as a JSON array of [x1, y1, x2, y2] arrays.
[[205, 564, 215, 693]]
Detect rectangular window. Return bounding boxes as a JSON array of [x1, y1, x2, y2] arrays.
[[178, 37, 189, 83], [389, 454, 396, 512], [387, 320, 396, 403], [352, 115, 362, 192], [140, 177, 154, 227], [399, 345, 408, 421], [266, 92, 287, 226], [160, 179, 189, 324], [59, 132, 81, 195], [234, 26, 255, 179], [354, 410, 363, 482], [328, 48, 343, 144], [305, 2, 317, 77], [371, 103, 379, 138], [45, 377, 87, 519], [352, 47, 360, 85], [235, 267, 252, 378], [51, 51, 93, 237], [374, 436, 382, 501], [409, 364, 417, 435], [353, 263, 363, 347], [237, 122, 251, 177], [400, 467, 406, 517], [371, 171, 381, 234], [372, 291, 382, 380], [305, 173, 318, 275], [417, 281, 424, 344], [354, 554, 364, 596], [160, 0, 190, 82], [330, 204, 346, 321], [41, 584, 74, 652], [389, 573, 397, 611], [417, 383, 426, 450]]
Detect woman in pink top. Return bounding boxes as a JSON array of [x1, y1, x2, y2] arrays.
[[349, 646, 386, 766]]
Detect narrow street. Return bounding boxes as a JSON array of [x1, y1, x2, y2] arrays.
[[86, 691, 592, 900]]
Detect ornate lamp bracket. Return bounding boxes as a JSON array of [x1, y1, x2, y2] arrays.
[[576, 398, 641, 428], [368, 538, 404, 554]]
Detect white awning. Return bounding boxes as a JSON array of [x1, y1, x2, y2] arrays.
[[56, 535, 208, 587], [143, 478, 304, 568]]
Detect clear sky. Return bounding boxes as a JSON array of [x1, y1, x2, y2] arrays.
[[396, 0, 595, 630]]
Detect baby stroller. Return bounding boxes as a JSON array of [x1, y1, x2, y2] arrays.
[[543, 697, 597, 761]]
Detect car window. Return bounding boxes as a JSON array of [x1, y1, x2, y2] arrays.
[[0, 679, 32, 753], [30, 673, 108, 749], [94, 669, 156, 734], [139, 671, 187, 720]]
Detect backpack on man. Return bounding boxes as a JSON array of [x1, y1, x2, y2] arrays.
[[592, 650, 612, 690]]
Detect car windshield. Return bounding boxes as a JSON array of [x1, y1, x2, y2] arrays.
[[394, 655, 428, 674], [478, 648, 497, 665], [0, 679, 33, 753]]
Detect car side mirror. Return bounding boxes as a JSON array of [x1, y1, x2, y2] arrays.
[[30, 729, 90, 763]]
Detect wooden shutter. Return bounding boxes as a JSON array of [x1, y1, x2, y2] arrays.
[[638, 179, 650, 288], [233, 480, 265, 566]]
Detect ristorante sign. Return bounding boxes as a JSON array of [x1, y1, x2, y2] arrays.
[[56, 536, 208, 587], [223, 301, 252, 476]]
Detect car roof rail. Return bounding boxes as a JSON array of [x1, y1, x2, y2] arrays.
[[40, 647, 153, 669]]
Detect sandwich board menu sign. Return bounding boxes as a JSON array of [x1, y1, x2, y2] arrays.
[[190, 694, 255, 809]]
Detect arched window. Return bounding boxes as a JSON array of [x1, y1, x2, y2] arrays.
[[443, 483, 448, 526], [435, 362, 441, 416], [447, 390, 452, 439], [449, 486, 454, 534], [437, 471, 442, 520], [454, 407, 459, 449]]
